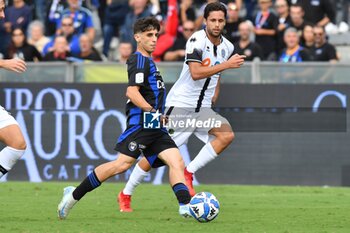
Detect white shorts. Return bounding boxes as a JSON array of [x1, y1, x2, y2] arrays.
[[165, 107, 230, 146], [0, 105, 18, 129]]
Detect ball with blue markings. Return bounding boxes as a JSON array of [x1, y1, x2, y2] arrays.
[[189, 192, 220, 222]]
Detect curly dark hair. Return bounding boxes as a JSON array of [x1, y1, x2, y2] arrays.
[[133, 16, 160, 34]]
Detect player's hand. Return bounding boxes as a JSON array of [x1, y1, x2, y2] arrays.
[[2, 58, 27, 73], [227, 54, 246, 69], [161, 115, 168, 126]]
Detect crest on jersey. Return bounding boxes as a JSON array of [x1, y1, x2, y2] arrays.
[[221, 49, 226, 58]]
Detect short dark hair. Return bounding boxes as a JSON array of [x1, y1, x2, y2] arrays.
[[133, 17, 160, 34], [204, 2, 227, 19]]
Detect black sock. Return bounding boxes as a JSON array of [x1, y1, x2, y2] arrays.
[[172, 183, 191, 205], [72, 170, 101, 200]]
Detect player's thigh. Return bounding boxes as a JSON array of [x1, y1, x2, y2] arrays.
[[0, 106, 25, 148], [0, 125, 26, 149], [167, 107, 195, 146], [172, 131, 192, 147], [144, 132, 179, 167]]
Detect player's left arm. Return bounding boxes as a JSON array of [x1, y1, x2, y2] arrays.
[[211, 76, 220, 105], [188, 54, 245, 80]]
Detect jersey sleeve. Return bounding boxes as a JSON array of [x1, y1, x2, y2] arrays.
[[185, 33, 203, 64], [127, 54, 149, 87]]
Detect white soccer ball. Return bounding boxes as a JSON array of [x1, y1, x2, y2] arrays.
[[189, 192, 220, 222]]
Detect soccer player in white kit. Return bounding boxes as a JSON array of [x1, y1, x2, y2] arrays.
[[118, 2, 246, 212], [0, 0, 27, 180]]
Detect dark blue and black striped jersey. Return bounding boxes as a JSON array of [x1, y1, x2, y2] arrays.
[[125, 52, 166, 127]]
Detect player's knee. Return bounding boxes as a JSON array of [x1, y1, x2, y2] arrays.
[[9, 138, 27, 151], [169, 158, 185, 171], [219, 131, 234, 146]]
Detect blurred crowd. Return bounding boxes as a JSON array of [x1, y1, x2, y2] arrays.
[[0, 0, 347, 63]]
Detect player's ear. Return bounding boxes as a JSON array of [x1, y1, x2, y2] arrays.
[[203, 18, 207, 27], [134, 33, 141, 43]]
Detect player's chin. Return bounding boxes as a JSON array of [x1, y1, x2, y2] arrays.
[[212, 31, 221, 37], [148, 47, 156, 53]]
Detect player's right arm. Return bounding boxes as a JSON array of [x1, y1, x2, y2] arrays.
[[188, 54, 246, 80], [126, 86, 153, 112], [0, 58, 26, 73], [186, 32, 245, 80]]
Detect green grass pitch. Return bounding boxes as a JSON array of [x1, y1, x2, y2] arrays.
[[1, 182, 350, 233]]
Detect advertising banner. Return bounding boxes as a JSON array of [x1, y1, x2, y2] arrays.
[[0, 83, 349, 186]]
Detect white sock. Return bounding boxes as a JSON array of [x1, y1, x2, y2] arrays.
[[0, 146, 25, 178], [186, 142, 217, 173], [123, 163, 149, 195]]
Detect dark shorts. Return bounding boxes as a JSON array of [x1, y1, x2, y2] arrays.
[[115, 125, 177, 168]]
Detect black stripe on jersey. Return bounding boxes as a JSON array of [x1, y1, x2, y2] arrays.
[[195, 78, 211, 113], [165, 106, 174, 116]]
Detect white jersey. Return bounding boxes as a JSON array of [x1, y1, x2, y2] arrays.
[[166, 29, 234, 110]]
